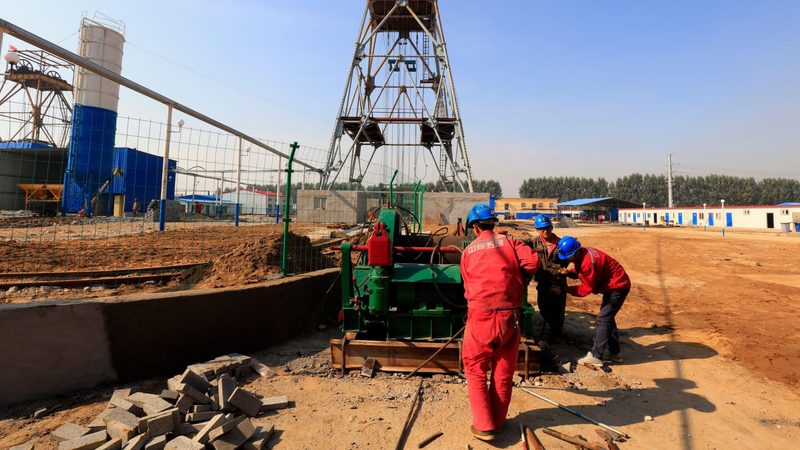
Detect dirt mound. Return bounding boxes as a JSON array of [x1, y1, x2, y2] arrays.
[[200, 231, 332, 288]]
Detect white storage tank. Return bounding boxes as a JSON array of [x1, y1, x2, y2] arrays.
[[74, 17, 125, 111]]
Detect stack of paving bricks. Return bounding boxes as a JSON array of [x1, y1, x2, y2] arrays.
[[43, 354, 289, 450]]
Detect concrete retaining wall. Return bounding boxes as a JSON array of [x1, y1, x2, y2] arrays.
[[422, 192, 490, 225], [0, 268, 339, 406]]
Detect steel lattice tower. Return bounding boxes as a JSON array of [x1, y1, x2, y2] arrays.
[[322, 0, 474, 192]]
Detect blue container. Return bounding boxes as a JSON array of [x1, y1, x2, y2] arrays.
[[111, 147, 176, 212], [62, 104, 118, 213], [515, 212, 535, 220]]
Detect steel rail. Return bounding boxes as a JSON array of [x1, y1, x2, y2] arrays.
[[0, 18, 320, 172]]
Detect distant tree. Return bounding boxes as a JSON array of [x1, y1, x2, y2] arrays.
[[472, 179, 503, 198]]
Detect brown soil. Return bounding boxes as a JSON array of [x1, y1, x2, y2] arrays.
[[1, 225, 800, 449], [0, 224, 333, 303]]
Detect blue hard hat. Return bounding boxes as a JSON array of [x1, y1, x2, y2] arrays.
[[467, 203, 497, 228], [534, 215, 553, 229], [557, 236, 581, 260]]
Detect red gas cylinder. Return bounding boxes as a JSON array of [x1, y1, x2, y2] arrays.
[[367, 222, 392, 266]]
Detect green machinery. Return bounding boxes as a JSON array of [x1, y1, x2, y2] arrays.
[[337, 207, 539, 342]]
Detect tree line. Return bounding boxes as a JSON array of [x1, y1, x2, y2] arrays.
[[242, 179, 504, 199], [518, 174, 800, 207]]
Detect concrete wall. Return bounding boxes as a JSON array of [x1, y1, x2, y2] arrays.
[[619, 205, 800, 231], [0, 268, 339, 406], [297, 190, 365, 223], [0, 150, 66, 210], [422, 192, 490, 225]]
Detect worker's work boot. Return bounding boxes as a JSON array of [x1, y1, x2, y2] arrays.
[[470, 425, 496, 441], [577, 351, 604, 367], [603, 352, 624, 363]]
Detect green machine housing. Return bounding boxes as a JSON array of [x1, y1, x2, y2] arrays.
[[339, 207, 538, 341]]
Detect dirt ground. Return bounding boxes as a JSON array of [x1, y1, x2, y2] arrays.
[[1, 225, 800, 449], [0, 223, 338, 303]]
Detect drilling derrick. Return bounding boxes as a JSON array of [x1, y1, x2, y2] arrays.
[[322, 0, 474, 191]]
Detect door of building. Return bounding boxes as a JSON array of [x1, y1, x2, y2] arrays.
[[767, 213, 774, 228]]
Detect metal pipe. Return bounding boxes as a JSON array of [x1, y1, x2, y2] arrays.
[[0, 18, 320, 172], [413, 180, 421, 231], [158, 105, 173, 232], [388, 169, 398, 207], [342, 245, 461, 254], [280, 142, 298, 276], [418, 185, 427, 232], [518, 387, 630, 439]]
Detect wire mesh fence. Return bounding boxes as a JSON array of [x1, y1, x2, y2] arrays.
[[0, 24, 452, 304]]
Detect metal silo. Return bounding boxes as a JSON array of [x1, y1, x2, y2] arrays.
[[62, 15, 125, 214]]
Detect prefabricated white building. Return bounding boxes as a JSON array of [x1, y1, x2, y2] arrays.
[[220, 188, 282, 215], [619, 204, 800, 232]]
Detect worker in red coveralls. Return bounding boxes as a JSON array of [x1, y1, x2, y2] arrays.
[[557, 236, 631, 367], [460, 204, 539, 441]]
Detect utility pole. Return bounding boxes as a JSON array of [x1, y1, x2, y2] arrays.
[[667, 153, 674, 208]]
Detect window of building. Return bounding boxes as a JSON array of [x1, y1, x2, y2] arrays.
[[521, 203, 527, 209], [743, 210, 750, 215], [538, 202, 544, 208], [313, 197, 327, 210], [715, 213, 721, 219], [699, 213, 704, 219], [549, 203, 554, 208], [504, 203, 509, 211], [781, 209, 789, 215]]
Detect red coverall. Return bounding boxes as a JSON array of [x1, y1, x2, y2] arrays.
[[567, 247, 631, 358], [461, 230, 538, 432], [566, 247, 631, 297]]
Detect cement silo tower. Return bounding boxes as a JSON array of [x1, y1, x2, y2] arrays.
[[61, 15, 125, 214], [321, 0, 474, 192]]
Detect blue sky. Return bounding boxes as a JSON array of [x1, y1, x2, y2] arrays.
[[3, 0, 799, 196]]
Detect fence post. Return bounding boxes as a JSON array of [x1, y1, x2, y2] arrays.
[[234, 137, 242, 227], [159, 104, 173, 232], [418, 184, 427, 232], [280, 142, 299, 276]]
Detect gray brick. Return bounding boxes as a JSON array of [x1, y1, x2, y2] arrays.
[[176, 384, 211, 405], [121, 433, 146, 450], [164, 436, 204, 450], [104, 418, 136, 444], [103, 408, 141, 431], [211, 418, 256, 450], [96, 438, 122, 450], [260, 396, 289, 412], [127, 393, 172, 416], [248, 358, 275, 379], [9, 443, 34, 450], [190, 413, 226, 444], [242, 424, 275, 450], [228, 388, 261, 417], [177, 369, 211, 393], [174, 394, 194, 414], [159, 390, 179, 401], [109, 389, 132, 407], [143, 435, 167, 450], [140, 408, 177, 437], [52, 423, 91, 442], [216, 375, 236, 411], [58, 430, 107, 450], [207, 416, 245, 441], [190, 404, 213, 413], [166, 376, 182, 393], [184, 411, 216, 422]]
